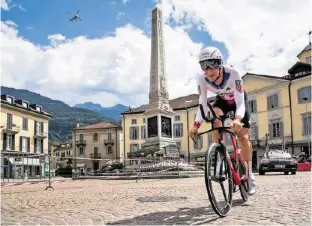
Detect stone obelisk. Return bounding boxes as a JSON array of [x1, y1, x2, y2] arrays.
[[140, 4, 177, 156]]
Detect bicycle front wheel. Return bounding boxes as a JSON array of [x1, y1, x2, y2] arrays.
[[204, 143, 233, 217]]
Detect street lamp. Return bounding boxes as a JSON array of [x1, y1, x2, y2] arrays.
[[302, 97, 310, 157]]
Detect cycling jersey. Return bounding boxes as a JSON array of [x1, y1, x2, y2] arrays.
[[195, 65, 246, 126]]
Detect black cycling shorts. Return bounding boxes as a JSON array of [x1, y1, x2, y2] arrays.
[[212, 91, 250, 128]]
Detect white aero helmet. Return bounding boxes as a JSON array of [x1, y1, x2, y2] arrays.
[[198, 46, 223, 63]]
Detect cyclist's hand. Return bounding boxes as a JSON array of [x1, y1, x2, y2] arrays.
[[230, 119, 242, 132], [189, 126, 199, 139]]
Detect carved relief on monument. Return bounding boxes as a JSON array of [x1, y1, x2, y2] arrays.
[[161, 116, 172, 137], [148, 116, 158, 138]]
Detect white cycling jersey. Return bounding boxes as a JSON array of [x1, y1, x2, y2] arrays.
[[195, 65, 245, 126]]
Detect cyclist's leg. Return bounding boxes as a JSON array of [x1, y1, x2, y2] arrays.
[[236, 99, 256, 195], [211, 96, 227, 143]]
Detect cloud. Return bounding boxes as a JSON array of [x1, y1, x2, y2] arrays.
[[116, 12, 125, 20], [26, 26, 34, 30], [159, 0, 312, 76], [1, 20, 202, 108], [1, 0, 10, 10], [122, 0, 130, 4]]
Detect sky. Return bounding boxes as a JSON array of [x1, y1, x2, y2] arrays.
[[1, 0, 311, 108]]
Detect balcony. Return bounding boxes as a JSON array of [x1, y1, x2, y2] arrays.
[[104, 139, 114, 146], [34, 131, 47, 139], [1, 123, 20, 134], [90, 153, 101, 159], [76, 140, 86, 147]]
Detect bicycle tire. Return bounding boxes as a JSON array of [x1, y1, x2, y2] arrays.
[[238, 155, 248, 202], [204, 143, 233, 217]]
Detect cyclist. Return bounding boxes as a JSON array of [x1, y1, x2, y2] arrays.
[[189, 46, 256, 196]]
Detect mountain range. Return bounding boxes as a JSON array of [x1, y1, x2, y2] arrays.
[[1, 86, 122, 142], [73, 102, 128, 121]]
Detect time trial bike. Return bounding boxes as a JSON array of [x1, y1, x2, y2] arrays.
[[192, 100, 249, 217]]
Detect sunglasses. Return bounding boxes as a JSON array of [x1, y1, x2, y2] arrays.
[[199, 59, 221, 70]]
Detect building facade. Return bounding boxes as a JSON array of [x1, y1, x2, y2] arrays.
[[72, 122, 123, 174], [1, 94, 52, 179], [121, 42, 311, 166]]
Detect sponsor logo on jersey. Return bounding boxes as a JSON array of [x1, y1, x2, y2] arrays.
[[235, 80, 243, 93]]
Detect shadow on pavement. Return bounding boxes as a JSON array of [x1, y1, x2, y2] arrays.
[[107, 206, 219, 225]]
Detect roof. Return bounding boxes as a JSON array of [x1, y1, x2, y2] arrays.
[[297, 43, 311, 57], [0, 95, 53, 119], [287, 61, 311, 74], [75, 121, 121, 130], [121, 94, 216, 115], [242, 73, 289, 81]]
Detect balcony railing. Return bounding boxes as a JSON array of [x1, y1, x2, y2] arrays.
[[90, 153, 101, 159], [1, 123, 20, 134], [104, 139, 114, 146], [75, 140, 86, 146], [34, 131, 47, 138]]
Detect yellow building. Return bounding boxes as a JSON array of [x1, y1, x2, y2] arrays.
[[1, 94, 52, 178], [72, 122, 123, 174], [121, 42, 311, 166]]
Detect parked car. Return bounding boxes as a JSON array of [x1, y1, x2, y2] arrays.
[[259, 150, 297, 175]]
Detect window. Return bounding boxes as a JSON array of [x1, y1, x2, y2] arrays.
[[194, 136, 203, 149], [306, 56, 311, 65], [22, 102, 28, 108], [21, 137, 28, 152], [298, 86, 311, 103], [108, 133, 112, 140], [107, 146, 112, 154], [36, 106, 41, 112], [130, 143, 140, 152], [93, 133, 98, 141], [173, 123, 183, 137], [7, 113, 12, 129], [175, 115, 180, 121], [269, 121, 283, 138], [248, 100, 257, 113], [143, 118, 145, 124], [130, 126, 139, 140], [36, 121, 42, 135], [267, 94, 279, 110], [249, 125, 259, 140], [79, 134, 84, 140], [131, 119, 137, 124], [6, 96, 13, 104], [302, 114, 311, 135], [79, 146, 84, 155], [141, 125, 146, 139], [6, 134, 13, 150], [94, 147, 98, 154], [35, 139, 41, 153], [22, 117, 28, 130]]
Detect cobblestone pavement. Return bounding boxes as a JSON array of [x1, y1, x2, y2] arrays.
[[1, 172, 311, 225]]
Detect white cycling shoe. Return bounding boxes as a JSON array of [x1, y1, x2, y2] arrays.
[[248, 173, 257, 196]]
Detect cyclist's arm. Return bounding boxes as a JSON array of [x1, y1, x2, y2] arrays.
[[232, 70, 245, 121], [194, 75, 209, 128]]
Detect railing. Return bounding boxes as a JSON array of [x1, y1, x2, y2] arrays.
[[1, 123, 20, 133], [104, 139, 114, 145], [90, 153, 101, 159], [34, 131, 48, 138], [75, 140, 86, 146]]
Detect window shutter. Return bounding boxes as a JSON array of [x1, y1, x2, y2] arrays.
[[41, 139, 43, 153], [269, 124, 273, 138], [20, 136, 22, 152], [254, 100, 258, 112], [129, 127, 132, 140], [255, 126, 259, 140], [136, 126, 139, 140], [41, 122, 43, 133], [27, 137, 30, 152], [181, 123, 183, 137], [279, 122, 284, 138], [3, 133, 7, 150], [12, 135, 15, 150], [34, 138, 37, 152], [34, 120, 37, 135], [267, 96, 270, 110]]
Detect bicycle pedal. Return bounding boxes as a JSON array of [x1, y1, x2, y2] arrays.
[[211, 175, 226, 182]]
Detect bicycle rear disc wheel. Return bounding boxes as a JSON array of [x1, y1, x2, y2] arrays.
[[204, 143, 233, 217], [238, 155, 248, 202]]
